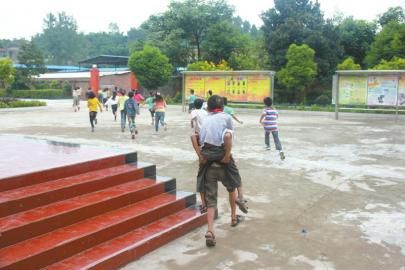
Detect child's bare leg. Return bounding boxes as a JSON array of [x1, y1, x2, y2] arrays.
[[221, 132, 232, 164], [200, 192, 207, 212]]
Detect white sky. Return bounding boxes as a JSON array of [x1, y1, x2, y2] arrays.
[[1, 0, 404, 39]]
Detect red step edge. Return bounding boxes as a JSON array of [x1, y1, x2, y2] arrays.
[[0, 152, 137, 192], [0, 177, 175, 248], [45, 208, 207, 270], [0, 163, 155, 217], [0, 192, 194, 270]]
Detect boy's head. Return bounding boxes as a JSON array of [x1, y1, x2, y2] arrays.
[[208, 90, 213, 96], [128, 91, 134, 98], [87, 91, 95, 99], [194, 98, 203, 109], [120, 88, 126, 95], [223, 97, 228, 105], [207, 95, 224, 112], [190, 89, 194, 94], [264, 97, 273, 107]]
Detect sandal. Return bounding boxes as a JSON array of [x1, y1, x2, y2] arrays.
[[236, 198, 248, 214], [231, 215, 243, 227], [205, 231, 216, 247]]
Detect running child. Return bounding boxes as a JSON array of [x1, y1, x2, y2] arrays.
[[188, 89, 197, 113], [259, 97, 285, 160], [118, 89, 129, 132], [105, 91, 118, 121], [124, 91, 139, 139], [153, 93, 167, 134], [145, 91, 155, 125], [223, 97, 243, 124], [87, 91, 103, 132]]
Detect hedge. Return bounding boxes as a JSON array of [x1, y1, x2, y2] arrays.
[[0, 98, 46, 108], [10, 89, 67, 99]]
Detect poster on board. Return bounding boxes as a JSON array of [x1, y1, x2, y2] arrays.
[[338, 76, 367, 105], [398, 76, 405, 106], [205, 76, 226, 98], [225, 76, 248, 102], [185, 76, 205, 98], [247, 74, 271, 102], [367, 76, 398, 106]]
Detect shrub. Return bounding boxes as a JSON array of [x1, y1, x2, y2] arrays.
[[0, 98, 46, 108], [0, 89, 5, 97], [313, 94, 331, 106]]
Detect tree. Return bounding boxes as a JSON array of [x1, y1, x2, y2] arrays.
[[202, 21, 249, 63], [186, 60, 231, 71], [278, 44, 317, 103], [33, 12, 84, 64], [338, 17, 376, 66], [365, 22, 405, 67], [378, 6, 405, 27], [128, 45, 172, 90], [141, 0, 234, 66], [261, 0, 341, 79], [372, 57, 405, 70], [337, 57, 361, 70], [17, 41, 47, 87], [0, 58, 15, 88]]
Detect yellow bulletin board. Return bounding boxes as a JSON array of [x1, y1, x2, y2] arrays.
[[338, 76, 367, 105], [397, 76, 405, 106], [182, 71, 274, 109]]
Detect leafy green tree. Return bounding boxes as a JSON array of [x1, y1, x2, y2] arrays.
[[365, 22, 405, 67], [83, 31, 128, 57], [261, 0, 341, 79], [128, 45, 172, 90], [337, 57, 361, 70], [141, 0, 234, 65], [228, 36, 269, 70], [372, 57, 405, 70], [378, 6, 405, 27], [17, 41, 47, 87], [33, 12, 84, 64], [0, 58, 15, 88], [338, 17, 376, 66], [278, 44, 317, 103], [202, 21, 249, 62]]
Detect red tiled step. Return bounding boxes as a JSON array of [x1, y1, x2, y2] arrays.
[[0, 162, 155, 217], [45, 207, 207, 270], [0, 191, 196, 270], [0, 176, 176, 248], [0, 152, 137, 192]]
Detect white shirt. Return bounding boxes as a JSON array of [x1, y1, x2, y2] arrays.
[[190, 109, 208, 134], [199, 112, 233, 146]]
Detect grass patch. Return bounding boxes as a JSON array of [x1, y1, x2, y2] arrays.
[[0, 98, 47, 109]]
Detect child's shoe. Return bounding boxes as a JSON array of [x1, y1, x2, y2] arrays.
[[131, 134, 135, 140], [265, 145, 270, 151], [279, 151, 285, 160], [91, 127, 94, 132]]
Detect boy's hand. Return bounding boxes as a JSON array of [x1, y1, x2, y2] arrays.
[[220, 155, 231, 164], [198, 155, 207, 165]]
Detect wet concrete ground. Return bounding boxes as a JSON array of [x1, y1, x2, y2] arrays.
[[1, 100, 404, 270]]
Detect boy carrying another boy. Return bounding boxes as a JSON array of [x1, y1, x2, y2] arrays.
[[191, 95, 247, 247]]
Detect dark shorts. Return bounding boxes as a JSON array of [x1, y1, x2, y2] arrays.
[[204, 163, 235, 208], [188, 103, 195, 111]]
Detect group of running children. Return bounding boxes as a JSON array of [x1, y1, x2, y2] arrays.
[[188, 89, 285, 247], [84, 88, 167, 138]]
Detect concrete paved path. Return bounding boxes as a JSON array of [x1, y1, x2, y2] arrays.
[[1, 100, 404, 270]]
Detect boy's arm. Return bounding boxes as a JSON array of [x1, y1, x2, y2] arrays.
[[259, 112, 265, 123], [190, 134, 206, 165], [232, 114, 243, 124], [98, 100, 103, 112]]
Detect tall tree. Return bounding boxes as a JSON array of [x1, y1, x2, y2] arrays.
[[128, 45, 172, 90], [378, 6, 405, 27], [278, 44, 317, 103], [365, 22, 405, 67], [338, 17, 376, 67], [261, 0, 341, 79], [141, 0, 234, 66], [17, 41, 47, 87], [33, 12, 83, 64], [336, 57, 361, 70]]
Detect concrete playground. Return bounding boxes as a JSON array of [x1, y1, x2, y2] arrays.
[[1, 100, 404, 270]]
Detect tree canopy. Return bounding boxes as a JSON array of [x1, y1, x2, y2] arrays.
[[128, 46, 173, 90], [0, 58, 15, 88], [337, 57, 361, 70]]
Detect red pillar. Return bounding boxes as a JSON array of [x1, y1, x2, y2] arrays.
[[90, 66, 100, 96], [130, 72, 139, 90]]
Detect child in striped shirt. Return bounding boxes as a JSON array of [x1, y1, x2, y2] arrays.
[[259, 97, 285, 160]]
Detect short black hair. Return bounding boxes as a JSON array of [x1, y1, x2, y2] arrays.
[[87, 91, 95, 99], [194, 98, 203, 109], [208, 90, 213, 96], [264, 97, 273, 107], [190, 89, 194, 94], [223, 97, 228, 105], [155, 94, 163, 101], [128, 91, 134, 98], [207, 95, 224, 111]]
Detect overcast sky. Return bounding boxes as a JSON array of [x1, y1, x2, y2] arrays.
[[1, 0, 404, 39]]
